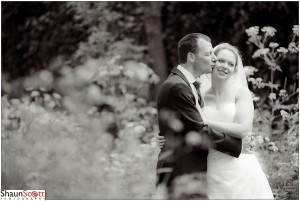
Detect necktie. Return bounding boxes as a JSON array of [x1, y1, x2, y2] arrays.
[[192, 81, 204, 107]]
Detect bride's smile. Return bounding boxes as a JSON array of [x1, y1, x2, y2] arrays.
[[217, 67, 228, 74]]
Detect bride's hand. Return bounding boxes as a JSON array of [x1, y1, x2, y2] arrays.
[[156, 135, 165, 149]]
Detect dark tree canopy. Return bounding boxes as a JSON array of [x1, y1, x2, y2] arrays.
[[2, 1, 299, 83], [2, 2, 89, 78], [162, 2, 298, 69]]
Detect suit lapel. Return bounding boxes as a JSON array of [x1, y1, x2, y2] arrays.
[[170, 67, 197, 105], [170, 67, 191, 89]]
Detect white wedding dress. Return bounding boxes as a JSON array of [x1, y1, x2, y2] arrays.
[[202, 103, 274, 199]]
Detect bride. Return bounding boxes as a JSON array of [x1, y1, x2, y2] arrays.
[[157, 43, 274, 199]]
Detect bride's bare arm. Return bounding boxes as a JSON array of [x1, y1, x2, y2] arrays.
[[206, 87, 254, 139]]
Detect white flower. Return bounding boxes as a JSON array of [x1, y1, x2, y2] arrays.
[[244, 66, 258, 76], [252, 48, 270, 58], [250, 141, 256, 147], [75, 67, 94, 85], [279, 89, 288, 98], [39, 87, 46, 92], [52, 93, 62, 100], [293, 104, 299, 111], [288, 141, 297, 146], [250, 92, 260, 101], [256, 136, 264, 144], [248, 35, 262, 44], [269, 42, 279, 48], [108, 55, 121, 65], [38, 70, 53, 84], [43, 94, 52, 102], [268, 93, 276, 100], [255, 78, 264, 88], [280, 110, 289, 119], [252, 96, 260, 102], [45, 101, 56, 110], [292, 25, 299, 36], [249, 77, 264, 90], [245, 26, 260, 37], [288, 42, 298, 53], [268, 142, 275, 147], [87, 106, 98, 115], [149, 73, 161, 84], [277, 47, 288, 54], [261, 26, 277, 37], [86, 84, 103, 104], [256, 78, 262, 82], [11, 99, 21, 106], [248, 77, 256, 84], [31, 90, 40, 97], [133, 125, 146, 134], [268, 146, 278, 152]]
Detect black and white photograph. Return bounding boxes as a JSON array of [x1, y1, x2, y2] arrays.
[[1, 1, 299, 200]]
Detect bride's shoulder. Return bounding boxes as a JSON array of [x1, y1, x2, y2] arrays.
[[236, 86, 252, 99], [237, 86, 251, 93]]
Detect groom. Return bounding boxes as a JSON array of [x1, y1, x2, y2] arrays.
[[156, 33, 242, 196]]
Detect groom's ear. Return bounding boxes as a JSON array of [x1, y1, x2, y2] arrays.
[[187, 52, 195, 62]]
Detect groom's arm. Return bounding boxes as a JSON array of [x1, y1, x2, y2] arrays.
[[168, 84, 206, 131], [204, 87, 254, 157], [208, 127, 242, 158], [168, 84, 242, 157]]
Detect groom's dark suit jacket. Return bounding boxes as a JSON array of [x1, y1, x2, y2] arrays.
[[156, 67, 242, 187]]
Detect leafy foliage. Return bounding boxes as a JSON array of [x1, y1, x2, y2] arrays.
[[2, 56, 160, 199], [162, 1, 298, 72], [245, 25, 299, 200], [2, 2, 89, 78]]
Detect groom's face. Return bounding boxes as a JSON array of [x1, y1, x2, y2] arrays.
[[193, 38, 215, 75]]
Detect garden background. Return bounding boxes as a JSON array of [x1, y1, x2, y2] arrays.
[[1, 1, 299, 199]]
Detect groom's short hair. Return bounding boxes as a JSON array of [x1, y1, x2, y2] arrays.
[[178, 33, 211, 64]]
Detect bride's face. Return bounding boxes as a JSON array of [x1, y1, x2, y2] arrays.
[[213, 49, 237, 79]]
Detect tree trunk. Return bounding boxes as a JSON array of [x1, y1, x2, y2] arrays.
[[144, 2, 168, 85]]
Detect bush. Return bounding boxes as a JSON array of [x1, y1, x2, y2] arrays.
[[245, 25, 299, 199], [1, 52, 161, 199]]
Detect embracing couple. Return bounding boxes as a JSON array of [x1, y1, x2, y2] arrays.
[[156, 33, 274, 199]]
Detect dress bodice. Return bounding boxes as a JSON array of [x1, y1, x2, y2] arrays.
[[202, 103, 236, 123]]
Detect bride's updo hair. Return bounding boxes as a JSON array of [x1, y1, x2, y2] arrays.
[[213, 43, 242, 74]]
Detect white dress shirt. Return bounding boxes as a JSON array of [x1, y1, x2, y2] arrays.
[[177, 65, 207, 123]]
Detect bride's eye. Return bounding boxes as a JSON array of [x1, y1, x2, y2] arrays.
[[217, 59, 225, 63], [228, 63, 235, 67]]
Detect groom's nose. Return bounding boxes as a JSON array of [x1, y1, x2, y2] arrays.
[[211, 55, 216, 65], [211, 53, 217, 61]]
